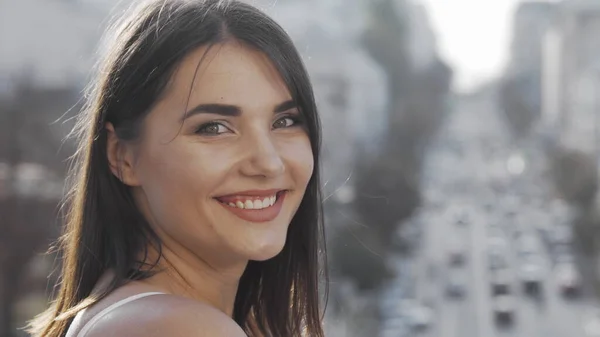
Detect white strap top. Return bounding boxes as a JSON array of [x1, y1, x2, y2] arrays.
[[76, 292, 165, 337]]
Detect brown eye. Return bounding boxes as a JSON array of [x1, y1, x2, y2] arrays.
[[195, 122, 229, 135], [273, 117, 297, 129]]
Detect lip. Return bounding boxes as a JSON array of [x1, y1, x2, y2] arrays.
[[215, 189, 284, 198], [216, 191, 287, 223]]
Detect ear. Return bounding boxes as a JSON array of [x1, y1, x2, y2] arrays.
[[106, 122, 141, 186]]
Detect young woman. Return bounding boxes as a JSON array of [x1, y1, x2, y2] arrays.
[[28, 0, 328, 336]]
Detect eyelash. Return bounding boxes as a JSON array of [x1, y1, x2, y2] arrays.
[[194, 115, 304, 136], [194, 121, 229, 136], [274, 115, 304, 129]]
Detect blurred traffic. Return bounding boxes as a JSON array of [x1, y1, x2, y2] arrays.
[[379, 93, 593, 337]]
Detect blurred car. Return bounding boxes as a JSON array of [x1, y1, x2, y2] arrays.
[[516, 233, 542, 257], [512, 225, 526, 240], [405, 304, 434, 332], [555, 263, 581, 297], [380, 316, 410, 337], [493, 295, 516, 325], [488, 251, 509, 271], [447, 240, 467, 266], [482, 198, 495, 213], [553, 244, 575, 264], [487, 239, 510, 271], [519, 262, 544, 294], [445, 204, 472, 226], [490, 269, 512, 296], [445, 271, 467, 299], [502, 196, 520, 219]]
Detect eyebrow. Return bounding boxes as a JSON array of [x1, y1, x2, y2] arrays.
[[181, 99, 298, 121]]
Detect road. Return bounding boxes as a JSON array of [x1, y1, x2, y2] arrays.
[[383, 92, 593, 337]]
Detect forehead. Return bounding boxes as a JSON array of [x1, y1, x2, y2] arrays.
[[165, 41, 291, 109]]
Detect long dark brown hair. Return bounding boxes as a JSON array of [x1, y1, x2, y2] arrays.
[[27, 0, 328, 336]]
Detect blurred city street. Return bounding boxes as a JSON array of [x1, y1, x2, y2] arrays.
[[380, 92, 597, 337]]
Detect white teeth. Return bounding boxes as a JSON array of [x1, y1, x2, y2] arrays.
[[223, 194, 278, 209]]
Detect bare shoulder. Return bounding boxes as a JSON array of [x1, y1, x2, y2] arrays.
[[85, 294, 247, 337]]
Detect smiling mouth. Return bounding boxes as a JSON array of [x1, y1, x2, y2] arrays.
[[214, 190, 286, 210], [214, 191, 288, 223]]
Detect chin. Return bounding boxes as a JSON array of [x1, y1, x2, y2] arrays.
[[245, 237, 287, 262]]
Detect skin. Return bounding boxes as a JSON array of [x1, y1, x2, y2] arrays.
[[99, 41, 314, 334]]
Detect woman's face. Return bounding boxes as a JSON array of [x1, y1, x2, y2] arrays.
[[123, 42, 314, 264]]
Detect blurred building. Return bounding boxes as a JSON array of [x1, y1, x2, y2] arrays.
[[499, 1, 556, 141], [507, 1, 556, 77], [541, 0, 600, 155], [0, 0, 120, 89]]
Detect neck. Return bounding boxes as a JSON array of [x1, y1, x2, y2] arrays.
[[140, 242, 248, 317]]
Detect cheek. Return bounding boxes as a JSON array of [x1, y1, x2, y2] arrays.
[[135, 144, 210, 217], [136, 149, 189, 215], [134, 144, 232, 236], [283, 137, 314, 185], [139, 144, 228, 194]]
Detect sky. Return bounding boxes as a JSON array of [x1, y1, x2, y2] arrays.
[[420, 0, 525, 92]]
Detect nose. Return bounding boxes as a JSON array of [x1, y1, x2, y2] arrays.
[[240, 133, 285, 178]]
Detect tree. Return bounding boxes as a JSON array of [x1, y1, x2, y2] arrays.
[[361, 0, 411, 99], [498, 72, 541, 139], [357, 0, 450, 248], [549, 147, 598, 208], [353, 151, 421, 247], [329, 225, 392, 291], [328, 0, 451, 298], [548, 146, 599, 263]]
